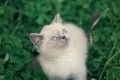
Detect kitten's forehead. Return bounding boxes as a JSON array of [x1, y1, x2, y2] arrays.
[[41, 23, 64, 34]]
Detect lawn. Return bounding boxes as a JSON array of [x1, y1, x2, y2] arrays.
[[0, 0, 120, 80]]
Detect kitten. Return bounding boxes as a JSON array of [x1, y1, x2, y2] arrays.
[[30, 13, 88, 80]]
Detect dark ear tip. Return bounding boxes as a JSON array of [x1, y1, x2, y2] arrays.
[[29, 33, 34, 40], [56, 13, 60, 17], [29, 33, 39, 42], [29, 33, 44, 47], [29, 33, 43, 39], [52, 13, 62, 23]]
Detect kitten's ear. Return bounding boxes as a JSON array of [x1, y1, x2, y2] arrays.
[[30, 33, 43, 47], [52, 13, 62, 23]]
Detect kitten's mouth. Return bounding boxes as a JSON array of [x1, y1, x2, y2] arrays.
[[64, 38, 69, 47], [60, 36, 70, 47]]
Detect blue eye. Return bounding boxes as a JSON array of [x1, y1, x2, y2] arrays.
[[62, 29, 67, 35], [51, 36, 58, 41]]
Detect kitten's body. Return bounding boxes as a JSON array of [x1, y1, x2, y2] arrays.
[[30, 14, 88, 80]]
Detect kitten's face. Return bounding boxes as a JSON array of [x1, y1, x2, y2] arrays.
[[30, 13, 70, 54], [42, 24, 69, 49]]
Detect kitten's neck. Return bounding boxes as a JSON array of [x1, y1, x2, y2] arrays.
[[39, 49, 69, 61], [39, 42, 74, 61]]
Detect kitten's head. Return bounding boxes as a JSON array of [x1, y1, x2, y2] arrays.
[[30, 13, 70, 54]]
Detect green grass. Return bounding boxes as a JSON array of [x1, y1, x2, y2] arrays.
[[0, 0, 120, 80]]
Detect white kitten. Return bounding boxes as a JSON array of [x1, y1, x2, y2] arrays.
[[30, 13, 88, 80]]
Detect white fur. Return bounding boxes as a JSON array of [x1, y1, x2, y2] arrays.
[[35, 22, 88, 80]]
